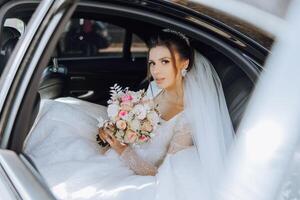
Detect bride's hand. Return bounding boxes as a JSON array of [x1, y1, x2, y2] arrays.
[[99, 124, 128, 155]]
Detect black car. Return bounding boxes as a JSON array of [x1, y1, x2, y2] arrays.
[[0, 0, 274, 199]]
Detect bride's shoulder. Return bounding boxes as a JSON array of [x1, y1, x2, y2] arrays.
[[169, 111, 192, 138]]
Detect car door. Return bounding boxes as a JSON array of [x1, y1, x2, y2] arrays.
[[0, 0, 77, 199]]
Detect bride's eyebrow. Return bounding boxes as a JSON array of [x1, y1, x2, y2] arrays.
[[159, 57, 171, 60], [148, 57, 171, 63]]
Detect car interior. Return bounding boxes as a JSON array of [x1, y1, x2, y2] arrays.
[[0, 5, 254, 159]]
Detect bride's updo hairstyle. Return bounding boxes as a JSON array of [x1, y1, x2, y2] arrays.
[[147, 29, 194, 77]]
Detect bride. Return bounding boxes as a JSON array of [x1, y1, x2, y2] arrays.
[[24, 29, 235, 200]]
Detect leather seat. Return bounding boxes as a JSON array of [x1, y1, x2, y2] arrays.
[[0, 26, 20, 74], [211, 53, 253, 131]]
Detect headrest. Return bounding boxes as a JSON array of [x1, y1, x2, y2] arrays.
[[0, 27, 21, 74], [1, 26, 20, 46]]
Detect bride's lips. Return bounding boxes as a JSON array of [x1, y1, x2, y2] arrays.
[[155, 78, 165, 84]]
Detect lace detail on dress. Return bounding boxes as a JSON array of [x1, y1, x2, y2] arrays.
[[120, 113, 193, 176], [120, 146, 158, 176], [167, 116, 193, 154]]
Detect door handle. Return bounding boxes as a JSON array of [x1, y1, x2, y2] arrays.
[[70, 76, 86, 81], [70, 90, 94, 99]]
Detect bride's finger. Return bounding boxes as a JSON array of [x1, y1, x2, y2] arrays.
[[105, 135, 113, 145], [100, 129, 110, 142], [106, 131, 118, 142], [104, 125, 115, 134], [99, 132, 106, 142], [107, 124, 115, 132]]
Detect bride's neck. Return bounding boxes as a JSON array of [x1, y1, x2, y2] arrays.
[[163, 84, 184, 106]]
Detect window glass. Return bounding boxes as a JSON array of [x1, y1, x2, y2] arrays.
[[131, 34, 148, 57], [58, 18, 125, 57]]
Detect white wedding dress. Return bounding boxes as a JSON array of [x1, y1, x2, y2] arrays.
[[23, 96, 203, 200], [24, 51, 234, 200]]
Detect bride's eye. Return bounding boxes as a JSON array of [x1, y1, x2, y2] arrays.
[[161, 60, 170, 64], [148, 61, 154, 67]]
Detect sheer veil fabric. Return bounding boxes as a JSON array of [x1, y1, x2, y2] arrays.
[[185, 51, 235, 192], [155, 51, 235, 200]]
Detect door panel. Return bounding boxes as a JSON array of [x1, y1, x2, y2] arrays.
[[59, 56, 147, 105], [52, 17, 149, 104]]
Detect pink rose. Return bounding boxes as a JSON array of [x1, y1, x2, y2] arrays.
[[121, 94, 133, 102], [139, 135, 149, 143], [116, 120, 127, 130], [141, 120, 153, 132], [124, 130, 138, 144], [118, 110, 128, 118], [120, 102, 133, 111]]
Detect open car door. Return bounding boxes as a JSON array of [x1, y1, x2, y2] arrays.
[[0, 0, 77, 199]]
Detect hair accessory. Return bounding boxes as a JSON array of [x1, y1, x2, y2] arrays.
[[162, 28, 190, 46]]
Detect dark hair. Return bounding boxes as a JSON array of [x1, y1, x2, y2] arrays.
[[147, 30, 194, 77]]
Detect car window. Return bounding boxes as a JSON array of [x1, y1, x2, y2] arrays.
[[58, 18, 125, 58], [131, 33, 148, 58]]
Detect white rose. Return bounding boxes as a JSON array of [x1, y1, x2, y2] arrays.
[[115, 130, 125, 140], [147, 111, 160, 125], [130, 119, 141, 131], [133, 104, 147, 120], [143, 104, 151, 112], [107, 104, 120, 118]]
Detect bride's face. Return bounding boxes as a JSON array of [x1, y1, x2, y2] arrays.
[[148, 46, 187, 90]]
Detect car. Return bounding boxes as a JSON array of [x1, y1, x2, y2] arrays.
[[0, 0, 283, 199]]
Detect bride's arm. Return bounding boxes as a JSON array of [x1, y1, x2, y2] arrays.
[[100, 126, 157, 176], [101, 117, 193, 176], [120, 117, 194, 176], [120, 147, 158, 176], [120, 116, 193, 175]]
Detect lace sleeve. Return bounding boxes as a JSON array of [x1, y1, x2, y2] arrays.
[[120, 147, 157, 176], [167, 116, 193, 154], [120, 114, 193, 176]]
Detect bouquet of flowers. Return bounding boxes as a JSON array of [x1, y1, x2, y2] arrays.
[[96, 84, 160, 147]]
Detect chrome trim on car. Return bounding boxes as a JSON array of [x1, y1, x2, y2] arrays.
[[0, 150, 56, 199]]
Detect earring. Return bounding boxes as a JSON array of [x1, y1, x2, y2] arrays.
[[181, 68, 187, 77]]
